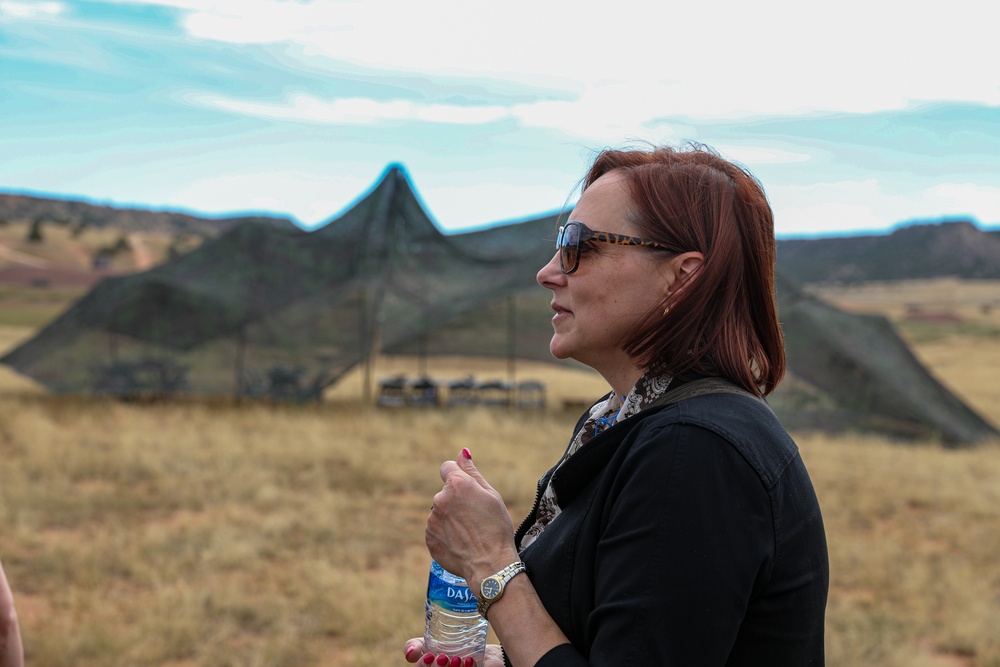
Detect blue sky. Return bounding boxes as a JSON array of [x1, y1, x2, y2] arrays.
[[2, 0, 999, 237]]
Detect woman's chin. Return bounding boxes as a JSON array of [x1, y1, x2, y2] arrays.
[[551, 339, 589, 365], [548, 339, 573, 361]]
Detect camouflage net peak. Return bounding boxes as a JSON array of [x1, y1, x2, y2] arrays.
[[3, 166, 996, 445]]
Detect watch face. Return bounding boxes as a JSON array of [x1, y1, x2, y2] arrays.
[[481, 578, 502, 600]]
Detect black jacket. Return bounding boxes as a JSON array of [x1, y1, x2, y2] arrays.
[[511, 391, 828, 666]]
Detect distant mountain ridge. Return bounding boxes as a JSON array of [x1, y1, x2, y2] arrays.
[[3, 191, 999, 284], [776, 220, 1000, 283], [0, 192, 296, 237]]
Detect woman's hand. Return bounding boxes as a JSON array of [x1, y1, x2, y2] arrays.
[[425, 448, 519, 585], [0, 558, 24, 667], [421, 449, 572, 667], [403, 638, 505, 667]]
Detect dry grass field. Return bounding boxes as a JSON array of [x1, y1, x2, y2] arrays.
[[0, 279, 999, 666]]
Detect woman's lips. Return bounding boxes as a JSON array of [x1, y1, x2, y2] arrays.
[[551, 303, 570, 323]]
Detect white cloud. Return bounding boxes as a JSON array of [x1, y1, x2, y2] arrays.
[[90, 0, 1000, 159], [0, 1, 65, 19], [927, 183, 1000, 224], [167, 169, 374, 226], [116, 0, 1000, 120], [770, 179, 908, 236], [10, 0, 1000, 237], [775, 201, 889, 237], [165, 168, 569, 230], [181, 83, 693, 143], [161, 155, 571, 229], [509, 83, 689, 144], [419, 182, 571, 231], [713, 145, 813, 167], [183, 91, 510, 125], [769, 179, 1000, 237]]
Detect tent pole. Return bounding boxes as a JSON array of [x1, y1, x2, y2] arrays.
[[360, 168, 396, 406], [362, 288, 385, 405], [418, 332, 427, 377], [507, 295, 516, 405], [232, 326, 246, 399], [363, 319, 382, 405]]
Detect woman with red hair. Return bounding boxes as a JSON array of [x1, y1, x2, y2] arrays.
[[407, 144, 828, 666]]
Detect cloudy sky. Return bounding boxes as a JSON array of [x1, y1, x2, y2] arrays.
[[2, 0, 999, 237]]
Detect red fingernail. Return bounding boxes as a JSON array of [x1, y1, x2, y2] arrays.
[[405, 646, 415, 660], [464, 658, 475, 667], [461, 447, 472, 459], [423, 654, 435, 665], [436, 655, 449, 666], [450, 657, 461, 667]]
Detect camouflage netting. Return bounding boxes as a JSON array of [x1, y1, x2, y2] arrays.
[[771, 273, 997, 446], [0, 166, 560, 400], [2, 165, 997, 445]]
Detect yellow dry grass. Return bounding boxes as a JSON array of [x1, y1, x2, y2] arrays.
[[806, 278, 1000, 325], [0, 278, 998, 666], [0, 397, 568, 666], [799, 433, 1000, 667]]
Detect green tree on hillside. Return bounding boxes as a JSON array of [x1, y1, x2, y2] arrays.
[[27, 218, 44, 243]]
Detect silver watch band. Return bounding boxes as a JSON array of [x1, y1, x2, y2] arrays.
[[477, 561, 527, 618]]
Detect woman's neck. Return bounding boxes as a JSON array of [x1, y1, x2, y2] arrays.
[[601, 361, 646, 400]]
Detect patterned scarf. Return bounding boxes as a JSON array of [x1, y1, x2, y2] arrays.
[[520, 369, 673, 549]]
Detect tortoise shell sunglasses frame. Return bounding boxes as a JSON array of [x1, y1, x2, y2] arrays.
[[556, 220, 682, 274]]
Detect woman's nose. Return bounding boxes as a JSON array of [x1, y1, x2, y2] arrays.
[[537, 251, 565, 289]]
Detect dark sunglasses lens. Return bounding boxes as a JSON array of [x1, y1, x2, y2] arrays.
[[559, 223, 580, 273]]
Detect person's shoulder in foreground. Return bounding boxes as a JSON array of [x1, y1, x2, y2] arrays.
[[0, 558, 24, 667]]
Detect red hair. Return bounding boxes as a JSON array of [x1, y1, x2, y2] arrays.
[[582, 144, 785, 396]]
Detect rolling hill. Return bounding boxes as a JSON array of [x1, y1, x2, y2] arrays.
[[4, 190, 999, 286], [775, 220, 1000, 283], [0, 192, 295, 237]]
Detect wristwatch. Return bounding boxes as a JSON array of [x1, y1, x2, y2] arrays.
[[477, 561, 527, 617]]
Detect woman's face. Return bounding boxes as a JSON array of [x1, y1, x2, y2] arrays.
[[536, 171, 676, 376]]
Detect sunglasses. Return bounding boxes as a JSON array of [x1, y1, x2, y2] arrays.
[[556, 220, 680, 274]]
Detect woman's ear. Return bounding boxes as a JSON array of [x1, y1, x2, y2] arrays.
[[667, 251, 704, 292], [677, 252, 704, 281]]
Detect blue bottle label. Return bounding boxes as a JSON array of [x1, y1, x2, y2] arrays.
[[427, 561, 478, 613]]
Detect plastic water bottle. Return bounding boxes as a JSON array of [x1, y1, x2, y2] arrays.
[[424, 560, 487, 667]]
